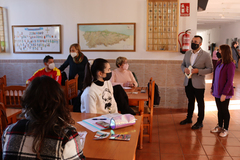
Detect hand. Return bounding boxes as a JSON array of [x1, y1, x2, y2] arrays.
[[220, 95, 226, 102], [191, 68, 199, 74], [184, 68, 190, 74], [123, 81, 134, 87]]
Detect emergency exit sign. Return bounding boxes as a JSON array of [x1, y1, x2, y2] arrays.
[[180, 3, 190, 16]]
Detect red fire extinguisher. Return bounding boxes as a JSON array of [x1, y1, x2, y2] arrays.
[[178, 29, 191, 54]]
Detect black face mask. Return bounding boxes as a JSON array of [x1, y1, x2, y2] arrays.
[[191, 43, 199, 50], [103, 72, 112, 81], [236, 46, 239, 49], [216, 52, 221, 59]]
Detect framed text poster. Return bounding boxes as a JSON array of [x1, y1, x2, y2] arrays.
[[12, 25, 61, 53], [78, 23, 136, 52]]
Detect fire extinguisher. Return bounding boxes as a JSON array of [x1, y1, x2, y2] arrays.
[[178, 29, 191, 54]]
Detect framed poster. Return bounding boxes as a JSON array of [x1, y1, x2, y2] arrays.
[[12, 25, 61, 53], [78, 23, 136, 52]]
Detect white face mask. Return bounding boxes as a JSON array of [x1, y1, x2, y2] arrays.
[[48, 63, 55, 70], [70, 52, 78, 58], [122, 63, 129, 70]]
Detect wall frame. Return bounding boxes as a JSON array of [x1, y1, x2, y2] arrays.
[[12, 25, 61, 53], [77, 23, 136, 52]]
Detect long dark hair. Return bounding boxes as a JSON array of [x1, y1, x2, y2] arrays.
[[21, 76, 74, 159], [220, 44, 235, 64], [83, 58, 109, 90]]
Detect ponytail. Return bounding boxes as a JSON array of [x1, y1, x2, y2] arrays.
[[82, 58, 109, 90]]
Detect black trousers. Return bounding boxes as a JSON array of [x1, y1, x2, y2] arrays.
[[215, 97, 230, 130], [185, 79, 205, 123]]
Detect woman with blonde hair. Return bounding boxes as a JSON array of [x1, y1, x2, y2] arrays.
[[210, 44, 235, 137], [110, 56, 138, 87], [59, 43, 88, 112]]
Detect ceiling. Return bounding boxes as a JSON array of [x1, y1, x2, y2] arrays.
[[197, 0, 240, 31]]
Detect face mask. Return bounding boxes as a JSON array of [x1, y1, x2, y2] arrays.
[[70, 52, 77, 58], [48, 63, 55, 70], [103, 72, 112, 81], [122, 63, 129, 70], [216, 52, 221, 59], [236, 46, 239, 49], [191, 43, 199, 50]]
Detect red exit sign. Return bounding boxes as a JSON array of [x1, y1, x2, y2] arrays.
[[180, 3, 190, 17]]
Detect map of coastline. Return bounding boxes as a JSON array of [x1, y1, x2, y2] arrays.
[[83, 30, 130, 48]]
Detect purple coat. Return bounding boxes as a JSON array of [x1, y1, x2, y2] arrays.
[[211, 60, 235, 96]]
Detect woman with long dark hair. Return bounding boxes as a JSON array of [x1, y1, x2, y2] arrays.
[[2, 76, 85, 160], [210, 44, 235, 137], [81, 58, 118, 114]]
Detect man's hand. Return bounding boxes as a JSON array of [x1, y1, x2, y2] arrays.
[[184, 68, 190, 74], [191, 68, 199, 74]]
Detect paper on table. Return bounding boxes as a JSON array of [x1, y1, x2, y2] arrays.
[[78, 116, 111, 132], [185, 65, 193, 79], [122, 86, 132, 89]]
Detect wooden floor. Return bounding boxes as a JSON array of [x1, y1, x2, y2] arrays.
[[136, 69, 240, 160]]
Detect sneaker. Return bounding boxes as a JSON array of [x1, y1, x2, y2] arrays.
[[210, 126, 222, 133], [219, 129, 228, 137]]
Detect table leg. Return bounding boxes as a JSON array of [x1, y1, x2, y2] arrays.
[[138, 101, 144, 149]]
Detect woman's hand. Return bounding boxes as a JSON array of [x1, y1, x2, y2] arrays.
[[123, 81, 134, 87], [220, 95, 226, 102]]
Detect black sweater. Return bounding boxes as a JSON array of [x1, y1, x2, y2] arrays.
[[59, 54, 88, 90]]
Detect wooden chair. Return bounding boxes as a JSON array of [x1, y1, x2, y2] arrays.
[[64, 75, 79, 111], [132, 78, 155, 142], [0, 102, 8, 154], [0, 90, 3, 103], [3, 85, 26, 109], [0, 75, 6, 91]]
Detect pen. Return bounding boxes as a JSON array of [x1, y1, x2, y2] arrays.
[[92, 118, 107, 120]]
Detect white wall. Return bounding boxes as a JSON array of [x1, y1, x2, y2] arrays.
[[197, 26, 221, 53], [0, 0, 197, 60]]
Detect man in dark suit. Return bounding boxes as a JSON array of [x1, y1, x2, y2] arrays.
[[180, 35, 213, 129]]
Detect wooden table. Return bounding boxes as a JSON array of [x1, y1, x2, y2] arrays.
[[125, 87, 148, 149], [6, 108, 22, 124], [71, 112, 141, 160]]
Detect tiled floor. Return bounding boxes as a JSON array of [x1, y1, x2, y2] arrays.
[[136, 69, 240, 160]]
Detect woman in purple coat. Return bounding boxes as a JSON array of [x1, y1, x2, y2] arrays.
[[210, 44, 235, 137]]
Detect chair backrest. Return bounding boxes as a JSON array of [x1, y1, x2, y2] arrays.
[[0, 75, 6, 91], [3, 85, 26, 109], [65, 74, 78, 101], [0, 90, 3, 103], [148, 78, 155, 111]]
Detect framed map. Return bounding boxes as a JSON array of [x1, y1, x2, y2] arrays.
[[78, 23, 136, 52], [12, 25, 61, 53]]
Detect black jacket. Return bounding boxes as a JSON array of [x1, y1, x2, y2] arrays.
[[59, 54, 88, 90]]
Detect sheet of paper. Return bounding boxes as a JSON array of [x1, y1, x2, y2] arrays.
[[185, 65, 193, 79], [122, 86, 132, 89], [78, 116, 111, 132]]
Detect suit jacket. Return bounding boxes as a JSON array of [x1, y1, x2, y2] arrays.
[[181, 49, 213, 89]]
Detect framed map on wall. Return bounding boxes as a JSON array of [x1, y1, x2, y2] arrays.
[[77, 23, 136, 52], [12, 25, 61, 53]]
